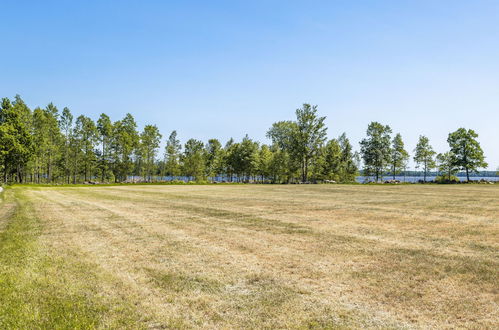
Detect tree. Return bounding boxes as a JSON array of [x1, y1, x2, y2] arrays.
[[32, 106, 62, 183], [293, 104, 327, 182], [447, 128, 488, 182], [140, 125, 162, 182], [320, 139, 342, 182], [164, 130, 181, 178], [413, 135, 436, 182], [238, 135, 259, 181], [267, 146, 290, 183], [97, 113, 113, 182], [390, 133, 409, 180], [338, 133, 358, 182], [205, 138, 223, 179], [223, 138, 236, 182], [0, 96, 33, 183], [74, 115, 98, 182], [59, 107, 74, 183], [360, 122, 392, 182], [182, 139, 205, 181], [111, 113, 139, 182], [30, 103, 62, 182], [266, 121, 300, 182], [256, 144, 273, 182], [266, 120, 297, 151], [436, 152, 458, 182], [266, 104, 327, 182], [43, 103, 62, 182]]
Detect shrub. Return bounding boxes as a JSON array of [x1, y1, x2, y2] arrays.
[[435, 175, 460, 184]]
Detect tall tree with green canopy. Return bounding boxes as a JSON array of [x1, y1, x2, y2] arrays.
[[163, 130, 181, 179], [266, 120, 300, 182], [182, 138, 205, 181], [140, 124, 162, 182], [29, 103, 61, 182], [293, 104, 327, 182], [97, 113, 113, 182], [338, 133, 358, 182], [111, 113, 139, 182], [268, 146, 290, 183], [413, 135, 436, 182], [0, 97, 33, 182], [74, 115, 98, 182], [32, 107, 60, 183], [320, 139, 342, 182], [256, 144, 273, 182], [13, 96, 34, 182], [447, 128, 488, 182], [239, 135, 259, 181], [225, 136, 259, 182], [59, 107, 74, 183], [390, 133, 409, 180], [225, 141, 241, 181], [359, 122, 392, 182], [43, 103, 62, 182], [223, 138, 236, 182], [205, 138, 223, 179]]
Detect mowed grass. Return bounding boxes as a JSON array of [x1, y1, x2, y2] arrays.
[[0, 184, 498, 328]]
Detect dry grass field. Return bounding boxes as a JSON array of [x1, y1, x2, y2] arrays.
[[1, 184, 498, 329]]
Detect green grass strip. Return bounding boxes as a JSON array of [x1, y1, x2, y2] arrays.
[[0, 189, 142, 329]]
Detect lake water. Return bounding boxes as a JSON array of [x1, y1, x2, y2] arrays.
[[355, 176, 499, 183], [128, 175, 499, 183]]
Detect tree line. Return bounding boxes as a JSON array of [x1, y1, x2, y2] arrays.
[[0, 96, 488, 184], [359, 122, 488, 182]]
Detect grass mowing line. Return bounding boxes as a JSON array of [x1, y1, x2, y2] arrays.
[[61, 187, 493, 264], [0, 188, 144, 329], [68, 187, 313, 235]]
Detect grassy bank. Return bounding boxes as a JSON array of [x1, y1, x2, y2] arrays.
[[1, 184, 498, 328]]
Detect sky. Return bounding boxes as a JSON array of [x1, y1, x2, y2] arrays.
[[1, 0, 498, 170]]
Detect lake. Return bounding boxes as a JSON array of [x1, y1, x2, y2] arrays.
[[355, 176, 499, 183]]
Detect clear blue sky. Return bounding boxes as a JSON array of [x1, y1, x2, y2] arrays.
[[1, 0, 498, 170]]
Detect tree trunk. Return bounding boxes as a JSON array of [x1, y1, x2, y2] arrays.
[[423, 161, 427, 183]]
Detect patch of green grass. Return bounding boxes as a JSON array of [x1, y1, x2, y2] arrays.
[[169, 203, 312, 234], [149, 269, 223, 294], [0, 189, 143, 329]]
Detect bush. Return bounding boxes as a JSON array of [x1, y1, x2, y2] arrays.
[[435, 175, 460, 184]]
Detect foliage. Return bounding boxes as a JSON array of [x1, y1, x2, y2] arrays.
[[359, 122, 392, 182], [182, 139, 205, 181], [266, 104, 328, 183], [434, 175, 460, 184], [447, 128, 488, 182], [436, 152, 459, 182], [390, 133, 409, 179], [413, 135, 436, 182], [0, 95, 491, 185], [163, 130, 182, 178]]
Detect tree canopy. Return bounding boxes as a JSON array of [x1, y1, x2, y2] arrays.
[[0, 95, 492, 184], [414, 135, 436, 182], [447, 128, 488, 181]]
